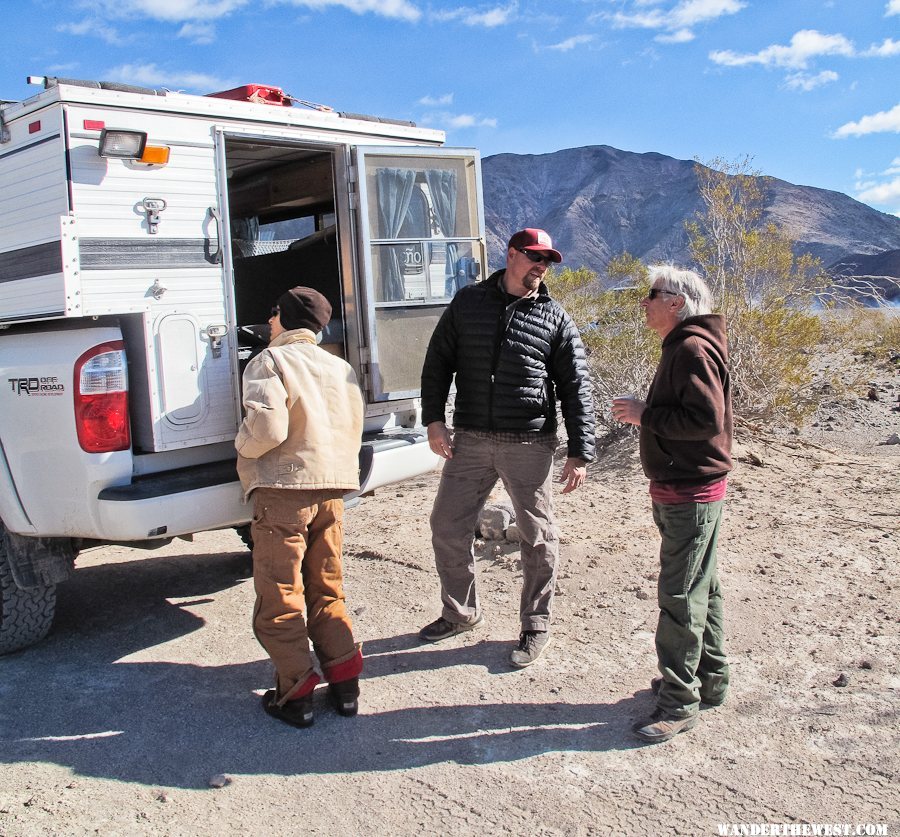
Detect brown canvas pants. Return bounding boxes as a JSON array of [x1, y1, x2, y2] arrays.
[[250, 487, 360, 703]]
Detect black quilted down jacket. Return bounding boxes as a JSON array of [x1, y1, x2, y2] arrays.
[[421, 270, 595, 462]]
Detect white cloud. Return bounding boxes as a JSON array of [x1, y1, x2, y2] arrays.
[[611, 0, 744, 39], [547, 34, 594, 52], [834, 103, 900, 137], [657, 28, 694, 43], [448, 114, 497, 128], [710, 29, 854, 70], [418, 93, 454, 106], [784, 70, 838, 91], [863, 37, 900, 57], [177, 22, 216, 43], [887, 0, 900, 16], [421, 110, 497, 129], [103, 63, 234, 93], [57, 19, 129, 44], [432, 4, 516, 28], [669, 0, 745, 27], [83, 0, 423, 22], [82, 0, 248, 22], [291, 0, 422, 22], [855, 176, 900, 206]]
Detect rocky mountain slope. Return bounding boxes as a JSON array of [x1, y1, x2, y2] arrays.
[[481, 146, 900, 280]]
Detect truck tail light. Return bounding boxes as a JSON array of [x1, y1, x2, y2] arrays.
[[73, 342, 131, 453]]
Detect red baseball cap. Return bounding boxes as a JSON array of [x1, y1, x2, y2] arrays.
[[507, 228, 562, 263]]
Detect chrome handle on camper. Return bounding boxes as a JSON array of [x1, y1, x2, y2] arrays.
[[204, 324, 227, 359], [207, 206, 222, 263], [141, 197, 167, 234]]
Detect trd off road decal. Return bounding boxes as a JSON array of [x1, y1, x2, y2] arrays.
[[7, 376, 65, 396]]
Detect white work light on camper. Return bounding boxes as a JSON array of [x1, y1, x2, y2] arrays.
[[97, 128, 171, 164], [98, 129, 147, 159]]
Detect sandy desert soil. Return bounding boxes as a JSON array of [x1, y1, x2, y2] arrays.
[[0, 357, 897, 837]]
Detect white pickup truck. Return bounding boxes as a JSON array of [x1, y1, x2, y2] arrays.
[[0, 76, 486, 653]]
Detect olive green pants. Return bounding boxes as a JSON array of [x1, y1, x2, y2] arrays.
[[652, 500, 729, 717]]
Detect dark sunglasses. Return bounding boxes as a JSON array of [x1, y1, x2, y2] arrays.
[[270, 306, 280, 318], [647, 288, 679, 300], [517, 248, 553, 265]]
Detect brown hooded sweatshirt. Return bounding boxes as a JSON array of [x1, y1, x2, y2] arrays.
[[639, 313, 733, 484]]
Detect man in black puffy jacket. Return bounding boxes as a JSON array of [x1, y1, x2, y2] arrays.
[[418, 228, 595, 667]]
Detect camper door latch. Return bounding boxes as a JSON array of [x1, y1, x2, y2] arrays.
[[141, 197, 167, 234], [204, 324, 227, 358]]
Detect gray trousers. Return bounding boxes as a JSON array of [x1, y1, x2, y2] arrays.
[[429, 430, 559, 632]]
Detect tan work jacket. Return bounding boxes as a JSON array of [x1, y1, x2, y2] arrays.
[[235, 329, 364, 499]]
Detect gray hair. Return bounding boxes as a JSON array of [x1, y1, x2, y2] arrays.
[[649, 265, 713, 321]]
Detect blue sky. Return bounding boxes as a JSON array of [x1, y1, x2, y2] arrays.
[[2, 1, 899, 216]]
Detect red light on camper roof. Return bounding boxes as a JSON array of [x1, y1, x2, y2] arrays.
[[28, 121, 41, 134], [84, 120, 105, 131]]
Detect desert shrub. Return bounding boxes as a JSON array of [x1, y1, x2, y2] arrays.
[[545, 259, 658, 433], [832, 307, 900, 362], [727, 304, 825, 421], [547, 159, 897, 432], [687, 158, 835, 425]]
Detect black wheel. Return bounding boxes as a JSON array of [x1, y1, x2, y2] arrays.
[[0, 525, 57, 655]]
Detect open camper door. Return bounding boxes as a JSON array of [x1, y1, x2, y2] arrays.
[[353, 146, 486, 402]]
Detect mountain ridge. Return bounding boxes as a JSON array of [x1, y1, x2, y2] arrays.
[[481, 146, 900, 282]]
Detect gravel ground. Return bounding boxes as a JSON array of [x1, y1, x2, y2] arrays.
[[0, 355, 897, 837]]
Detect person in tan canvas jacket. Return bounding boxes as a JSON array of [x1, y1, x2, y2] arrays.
[[236, 286, 364, 728]]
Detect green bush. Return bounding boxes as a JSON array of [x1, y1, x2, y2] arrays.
[[546, 159, 898, 433], [546, 260, 658, 434]]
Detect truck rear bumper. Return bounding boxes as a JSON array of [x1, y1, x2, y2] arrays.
[[94, 430, 439, 541]]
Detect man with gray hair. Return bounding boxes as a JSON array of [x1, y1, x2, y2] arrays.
[[612, 265, 732, 743]]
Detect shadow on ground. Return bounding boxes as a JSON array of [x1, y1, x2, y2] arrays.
[[0, 550, 645, 789]]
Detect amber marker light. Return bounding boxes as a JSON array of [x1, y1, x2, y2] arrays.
[[139, 145, 170, 164]]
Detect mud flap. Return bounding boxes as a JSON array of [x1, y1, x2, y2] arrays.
[[3, 528, 74, 590]]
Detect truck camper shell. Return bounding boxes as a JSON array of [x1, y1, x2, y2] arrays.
[[0, 76, 487, 653]]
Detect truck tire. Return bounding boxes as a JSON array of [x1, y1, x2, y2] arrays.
[[0, 527, 58, 655]]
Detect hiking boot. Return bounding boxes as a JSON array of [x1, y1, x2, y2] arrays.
[[631, 708, 698, 743], [261, 689, 314, 729], [328, 677, 360, 717], [509, 630, 551, 668], [651, 675, 726, 707], [418, 613, 484, 643]]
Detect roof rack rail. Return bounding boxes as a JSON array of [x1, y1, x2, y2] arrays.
[[338, 111, 415, 128], [27, 76, 166, 96]]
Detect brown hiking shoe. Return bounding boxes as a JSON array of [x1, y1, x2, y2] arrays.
[[631, 708, 698, 743], [418, 613, 484, 643], [328, 678, 360, 717], [261, 689, 314, 729]]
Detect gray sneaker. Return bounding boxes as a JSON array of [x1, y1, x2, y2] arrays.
[[418, 613, 484, 643], [509, 630, 551, 667], [631, 708, 698, 743]]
